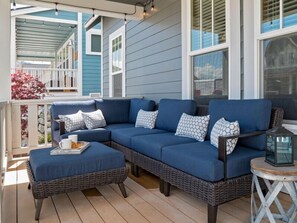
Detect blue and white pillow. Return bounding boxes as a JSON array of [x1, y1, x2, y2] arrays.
[[59, 111, 85, 132], [175, 113, 210, 142], [135, 109, 158, 129], [82, 109, 106, 129], [210, 118, 240, 155]]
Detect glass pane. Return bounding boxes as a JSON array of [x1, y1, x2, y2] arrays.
[[192, 0, 201, 51], [263, 33, 297, 120], [113, 73, 122, 97], [91, 34, 101, 53], [261, 0, 280, 33], [112, 35, 122, 73], [214, 0, 226, 45], [283, 0, 297, 28], [202, 0, 212, 48], [193, 49, 228, 103]]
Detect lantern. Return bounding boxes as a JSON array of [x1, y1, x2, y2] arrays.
[[265, 127, 295, 166]]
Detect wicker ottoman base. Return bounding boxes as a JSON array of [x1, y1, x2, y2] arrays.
[[26, 161, 128, 220]]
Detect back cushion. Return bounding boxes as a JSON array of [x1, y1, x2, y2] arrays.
[[129, 98, 155, 123], [51, 100, 96, 130], [156, 99, 197, 132], [95, 99, 130, 124], [208, 99, 272, 150]]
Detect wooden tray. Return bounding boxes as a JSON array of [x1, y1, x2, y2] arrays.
[[50, 141, 90, 155]]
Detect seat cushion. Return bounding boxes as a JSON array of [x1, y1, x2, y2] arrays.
[[51, 100, 96, 130], [156, 99, 197, 132], [227, 146, 265, 178], [129, 98, 155, 123], [208, 99, 272, 150], [29, 142, 125, 181], [131, 133, 196, 160], [58, 128, 111, 142], [112, 127, 166, 148], [95, 99, 130, 124], [162, 142, 224, 182], [104, 123, 135, 131]]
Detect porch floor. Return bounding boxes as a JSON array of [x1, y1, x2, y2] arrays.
[[2, 158, 293, 223]]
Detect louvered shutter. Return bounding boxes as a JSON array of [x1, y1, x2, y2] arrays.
[[283, 0, 297, 28], [214, 0, 226, 44]]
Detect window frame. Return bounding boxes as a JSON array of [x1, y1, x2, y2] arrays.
[[86, 29, 102, 56], [108, 25, 125, 97]]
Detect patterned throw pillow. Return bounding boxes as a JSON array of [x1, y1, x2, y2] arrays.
[[58, 111, 85, 132], [82, 109, 106, 129], [175, 113, 210, 142], [210, 118, 240, 155], [135, 109, 158, 129]]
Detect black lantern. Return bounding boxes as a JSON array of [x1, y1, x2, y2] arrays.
[[265, 127, 295, 166]]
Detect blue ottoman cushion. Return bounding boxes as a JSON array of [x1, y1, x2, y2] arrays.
[[131, 133, 196, 160], [112, 127, 166, 148], [29, 142, 125, 181]]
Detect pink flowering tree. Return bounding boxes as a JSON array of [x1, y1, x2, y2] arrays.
[[11, 71, 47, 140]]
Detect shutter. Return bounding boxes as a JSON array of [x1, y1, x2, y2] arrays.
[[283, 0, 297, 27], [192, 0, 200, 30], [262, 0, 280, 23], [214, 0, 226, 44], [202, 0, 212, 47]]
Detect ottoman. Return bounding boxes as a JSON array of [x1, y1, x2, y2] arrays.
[[27, 142, 128, 220]]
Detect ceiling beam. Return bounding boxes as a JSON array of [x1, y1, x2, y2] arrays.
[[15, 15, 78, 25], [16, 0, 143, 20], [16, 30, 71, 37], [11, 7, 50, 16], [17, 34, 66, 40], [16, 23, 73, 32]]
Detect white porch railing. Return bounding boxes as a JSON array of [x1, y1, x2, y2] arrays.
[[9, 97, 96, 157], [13, 68, 78, 91]]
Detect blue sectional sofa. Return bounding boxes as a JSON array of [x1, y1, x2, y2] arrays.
[[50, 98, 283, 223]]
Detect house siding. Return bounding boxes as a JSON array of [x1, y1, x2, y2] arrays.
[[103, 0, 181, 102]]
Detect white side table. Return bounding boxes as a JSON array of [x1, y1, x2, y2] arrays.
[[251, 157, 297, 223]]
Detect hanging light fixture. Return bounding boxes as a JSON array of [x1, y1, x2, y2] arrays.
[[12, 0, 16, 10], [151, 0, 155, 11], [55, 3, 59, 16], [92, 8, 95, 17], [124, 13, 127, 25]]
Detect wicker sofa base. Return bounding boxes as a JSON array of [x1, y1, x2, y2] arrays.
[[26, 161, 128, 220]]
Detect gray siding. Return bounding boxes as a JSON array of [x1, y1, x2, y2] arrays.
[[103, 0, 181, 102]]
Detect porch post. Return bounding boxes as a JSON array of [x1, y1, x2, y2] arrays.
[[77, 13, 83, 96], [0, 0, 11, 101]]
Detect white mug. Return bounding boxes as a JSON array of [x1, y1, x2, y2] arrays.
[[59, 138, 72, 149], [68, 134, 78, 143]]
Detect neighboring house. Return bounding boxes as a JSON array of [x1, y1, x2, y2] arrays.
[[11, 7, 102, 96]]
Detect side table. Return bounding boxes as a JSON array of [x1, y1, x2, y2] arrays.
[[251, 157, 297, 223]]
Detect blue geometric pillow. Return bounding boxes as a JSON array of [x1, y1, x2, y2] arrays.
[[135, 110, 158, 129], [175, 113, 210, 142]]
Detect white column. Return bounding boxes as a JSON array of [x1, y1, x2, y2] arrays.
[[227, 0, 241, 99], [243, 0, 255, 99], [0, 0, 11, 101], [77, 13, 83, 96]]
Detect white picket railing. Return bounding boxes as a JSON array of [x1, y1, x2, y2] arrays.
[[10, 97, 96, 156], [12, 68, 78, 91]]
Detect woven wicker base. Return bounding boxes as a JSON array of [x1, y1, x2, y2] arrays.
[[26, 161, 128, 220]]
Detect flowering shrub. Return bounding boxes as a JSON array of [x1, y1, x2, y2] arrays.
[[11, 71, 47, 141]]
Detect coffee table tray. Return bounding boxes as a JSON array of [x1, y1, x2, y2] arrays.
[[50, 141, 90, 155]]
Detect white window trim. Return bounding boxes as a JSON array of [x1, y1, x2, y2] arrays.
[[254, 0, 297, 99], [109, 25, 126, 97], [86, 29, 102, 55], [182, 0, 240, 99]]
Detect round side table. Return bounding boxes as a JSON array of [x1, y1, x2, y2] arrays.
[[251, 157, 297, 223]]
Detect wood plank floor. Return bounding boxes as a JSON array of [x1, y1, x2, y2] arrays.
[[2, 158, 295, 223]]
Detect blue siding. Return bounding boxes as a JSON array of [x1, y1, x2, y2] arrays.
[[82, 14, 101, 96], [31, 10, 77, 21]]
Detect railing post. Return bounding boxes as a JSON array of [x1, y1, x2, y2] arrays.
[[5, 103, 13, 161]]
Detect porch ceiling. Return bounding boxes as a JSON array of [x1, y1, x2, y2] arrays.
[[16, 18, 76, 60]]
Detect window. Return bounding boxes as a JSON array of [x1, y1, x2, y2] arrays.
[[193, 50, 228, 103], [86, 29, 102, 55], [192, 0, 226, 51], [262, 33, 297, 120], [261, 0, 297, 33], [109, 26, 125, 97]]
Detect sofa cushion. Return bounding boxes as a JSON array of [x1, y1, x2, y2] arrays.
[[104, 123, 135, 131], [129, 98, 155, 123], [112, 127, 166, 148], [95, 99, 130, 124], [54, 128, 111, 143], [162, 142, 224, 182], [59, 111, 85, 132], [227, 146, 265, 179], [207, 99, 272, 150], [82, 109, 106, 129], [131, 133, 196, 160], [156, 99, 197, 132], [175, 114, 210, 142], [135, 110, 158, 129], [29, 142, 125, 181], [51, 100, 96, 130]]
